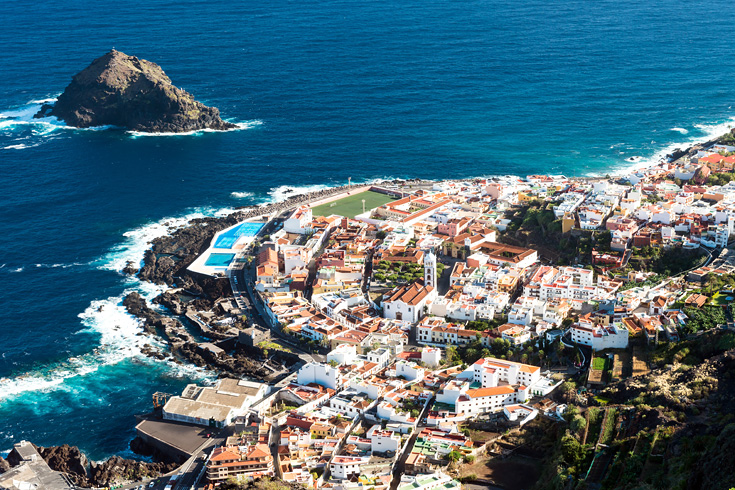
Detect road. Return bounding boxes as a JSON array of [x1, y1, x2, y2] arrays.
[[389, 395, 435, 490]]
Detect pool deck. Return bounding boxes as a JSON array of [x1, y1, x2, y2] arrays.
[[187, 219, 265, 277]]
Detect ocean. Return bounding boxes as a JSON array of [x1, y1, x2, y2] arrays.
[[1, 0, 734, 460]]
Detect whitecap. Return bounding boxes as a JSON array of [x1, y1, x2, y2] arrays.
[[2, 144, 30, 150], [231, 191, 254, 199], [96, 208, 224, 273], [126, 119, 263, 138], [610, 115, 735, 177], [10, 267, 23, 273], [670, 127, 689, 134], [0, 288, 213, 402], [266, 183, 333, 204], [34, 262, 88, 269]]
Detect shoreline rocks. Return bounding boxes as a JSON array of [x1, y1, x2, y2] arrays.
[[34, 49, 236, 133], [12, 443, 176, 488], [123, 292, 194, 346]]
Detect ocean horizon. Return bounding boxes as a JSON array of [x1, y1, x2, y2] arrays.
[[1, 0, 734, 460]]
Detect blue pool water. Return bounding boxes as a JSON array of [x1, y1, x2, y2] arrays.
[[204, 253, 236, 267], [213, 222, 264, 249], [1, 0, 735, 461]]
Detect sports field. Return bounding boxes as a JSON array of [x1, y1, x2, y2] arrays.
[[311, 190, 396, 218]]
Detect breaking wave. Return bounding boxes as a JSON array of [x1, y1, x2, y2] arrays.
[[126, 119, 263, 138]]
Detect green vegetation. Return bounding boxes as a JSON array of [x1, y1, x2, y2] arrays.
[[592, 356, 609, 371], [698, 272, 735, 296], [626, 246, 706, 276], [618, 273, 665, 291], [681, 305, 726, 334], [599, 409, 617, 445], [534, 329, 735, 490], [310, 190, 397, 218], [719, 131, 735, 146], [372, 259, 445, 285], [446, 450, 463, 462], [650, 330, 735, 367]]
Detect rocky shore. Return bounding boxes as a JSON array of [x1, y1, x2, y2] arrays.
[[0, 443, 176, 488], [34, 49, 236, 133], [138, 179, 429, 294], [122, 291, 292, 379], [121, 179, 433, 372]]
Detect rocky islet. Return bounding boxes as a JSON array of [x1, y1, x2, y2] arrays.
[[34, 49, 236, 133]]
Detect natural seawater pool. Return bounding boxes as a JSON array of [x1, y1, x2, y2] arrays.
[[214, 222, 264, 249], [204, 253, 236, 267]]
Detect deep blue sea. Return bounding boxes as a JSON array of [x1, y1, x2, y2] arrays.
[[1, 0, 735, 460]]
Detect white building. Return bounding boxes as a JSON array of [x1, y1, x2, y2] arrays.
[[327, 344, 358, 366], [468, 357, 541, 388], [283, 206, 313, 234], [570, 323, 628, 351], [368, 427, 401, 454], [397, 473, 461, 490], [395, 360, 425, 381], [455, 384, 530, 416], [421, 347, 442, 367], [368, 348, 392, 369], [162, 378, 268, 428], [424, 251, 437, 290], [297, 362, 343, 390], [383, 282, 437, 324], [330, 456, 369, 480]]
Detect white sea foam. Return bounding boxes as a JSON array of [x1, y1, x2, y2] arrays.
[[231, 191, 254, 199], [266, 183, 333, 204], [10, 267, 23, 273], [0, 288, 212, 401], [33, 262, 87, 269], [0, 207, 232, 401], [601, 115, 735, 178], [97, 208, 222, 273], [126, 119, 263, 138], [0, 98, 260, 146], [670, 127, 689, 134]]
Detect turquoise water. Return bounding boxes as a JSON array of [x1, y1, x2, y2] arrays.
[[204, 253, 236, 267], [1, 0, 734, 460], [213, 222, 264, 249]]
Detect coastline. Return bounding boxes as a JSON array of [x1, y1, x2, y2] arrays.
[[1, 118, 733, 485]]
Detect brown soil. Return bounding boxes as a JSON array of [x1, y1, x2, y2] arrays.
[[461, 454, 541, 490], [632, 346, 650, 377]]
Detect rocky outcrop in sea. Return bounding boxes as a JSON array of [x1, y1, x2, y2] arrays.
[[34, 49, 236, 133]]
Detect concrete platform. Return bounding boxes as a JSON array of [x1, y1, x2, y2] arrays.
[[135, 418, 213, 462]]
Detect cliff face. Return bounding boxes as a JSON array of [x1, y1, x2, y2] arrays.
[[35, 49, 236, 133]]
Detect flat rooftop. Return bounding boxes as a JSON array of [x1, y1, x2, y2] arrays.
[[136, 418, 213, 456]]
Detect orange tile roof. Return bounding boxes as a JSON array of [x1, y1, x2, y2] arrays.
[[466, 385, 516, 398]]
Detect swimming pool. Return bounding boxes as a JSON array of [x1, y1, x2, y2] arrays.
[[214, 222, 264, 249], [204, 253, 236, 267]]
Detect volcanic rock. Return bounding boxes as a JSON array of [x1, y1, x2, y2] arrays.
[[35, 444, 90, 487], [35, 49, 236, 133]]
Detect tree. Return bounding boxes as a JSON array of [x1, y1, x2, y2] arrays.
[[446, 450, 462, 462], [561, 433, 585, 466], [570, 415, 586, 434], [559, 381, 576, 402], [445, 346, 461, 366]]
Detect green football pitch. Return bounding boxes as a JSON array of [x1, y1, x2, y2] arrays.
[[311, 190, 397, 218]]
